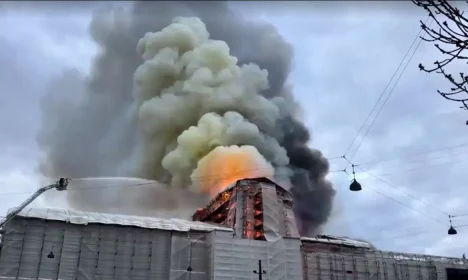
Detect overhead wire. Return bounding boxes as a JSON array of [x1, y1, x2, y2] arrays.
[[354, 168, 466, 234], [355, 141, 468, 167], [327, 15, 462, 234], [326, 156, 344, 161], [373, 156, 468, 177], [365, 221, 468, 247], [342, 169, 449, 227], [1, 172, 453, 236], [376, 222, 468, 245], [0, 168, 458, 236], [342, 15, 431, 163], [354, 163, 466, 232], [361, 183, 447, 226], [343, 147, 468, 178], [356, 166, 451, 216], [451, 214, 468, 218], [335, 16, 463, 233], [374, 225, 447, 242], [346, 17, 432, 163], [6, 167, 442, 237], [364, 150, 468, 170]]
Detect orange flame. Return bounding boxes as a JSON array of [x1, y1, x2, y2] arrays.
[[191, 145, 274, 197]]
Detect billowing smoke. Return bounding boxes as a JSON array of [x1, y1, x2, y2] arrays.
[[37, 1, 334, 236]]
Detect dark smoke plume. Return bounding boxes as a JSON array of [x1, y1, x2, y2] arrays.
[[37, 1, 335, 236]]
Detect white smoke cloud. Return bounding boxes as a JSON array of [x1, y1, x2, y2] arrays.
[[40, 16, 290, 214], [43, 177, 207, 219], [128, 17, 288, 186], [162, 111, 288, 187], [38, 2, 334, 234]]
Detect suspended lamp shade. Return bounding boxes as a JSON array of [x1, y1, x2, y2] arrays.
[[349, 179, 362, 191], [47, 251, 55, 259], [448, 226, 457, 235]]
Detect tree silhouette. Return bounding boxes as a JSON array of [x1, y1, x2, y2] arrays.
[[413, 0, 468, 123]]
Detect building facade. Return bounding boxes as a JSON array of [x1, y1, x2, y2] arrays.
[[0, 178, 467, 280], [192, 177, 299, 241], [0, 208, 303, 280]]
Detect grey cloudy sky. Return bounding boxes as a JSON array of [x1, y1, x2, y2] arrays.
[[0, 1, 467, 258]]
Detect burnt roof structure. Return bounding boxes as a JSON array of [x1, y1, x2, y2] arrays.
[[192, 177, 298, 241]]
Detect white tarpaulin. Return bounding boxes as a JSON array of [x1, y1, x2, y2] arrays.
[[211, 231, 303, 280], [12, 208, 233, 233]]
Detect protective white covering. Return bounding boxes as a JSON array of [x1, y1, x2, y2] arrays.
[[211, 232, 303, 280], [12, 207, 233, 233], [261, 183, 281, 241], [301, 235, 373, 248]]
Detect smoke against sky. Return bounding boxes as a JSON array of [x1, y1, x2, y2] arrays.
[[37, 1, 334, 236], [1, 0, 468, 257]]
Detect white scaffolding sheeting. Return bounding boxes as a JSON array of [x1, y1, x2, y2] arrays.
[[12, 208, 233, 233], [284, 207, 299, 238], [211, 233, 303, 280], [260, 183, 281, 242]]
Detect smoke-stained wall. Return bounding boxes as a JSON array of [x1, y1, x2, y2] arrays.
[[37, 1, 334, 235]]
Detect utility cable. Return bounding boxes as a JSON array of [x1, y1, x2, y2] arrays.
[[347, 18, 432, 163], [343, 167, 447, 226], [451, 214, 468, 218], [374, 225, 446, 242], [342, 15, 431, 161], [355, 141, 468, 167], [357, 167, 451, 216], [365, 149, 468, 170], [326, 156, 343, 161], [357, 168, 464, 228], [374, 156, 468, 177], [361, 183, 447, 226]]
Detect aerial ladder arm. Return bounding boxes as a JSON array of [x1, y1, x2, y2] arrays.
[[0, 178, 69, 229]]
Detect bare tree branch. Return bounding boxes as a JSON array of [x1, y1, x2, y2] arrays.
[[412, 0, 468, 123]]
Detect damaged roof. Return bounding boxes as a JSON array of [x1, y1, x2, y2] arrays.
[[12, 207, 233, 233]]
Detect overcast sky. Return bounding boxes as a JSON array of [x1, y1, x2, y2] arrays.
[[0, 1, 467, 258]]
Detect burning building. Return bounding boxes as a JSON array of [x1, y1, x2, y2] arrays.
[[192, 178, 299, 240], [0, 177, 467, 280]]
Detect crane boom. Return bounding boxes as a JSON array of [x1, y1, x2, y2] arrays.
[[0, 178, 69, 229]]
